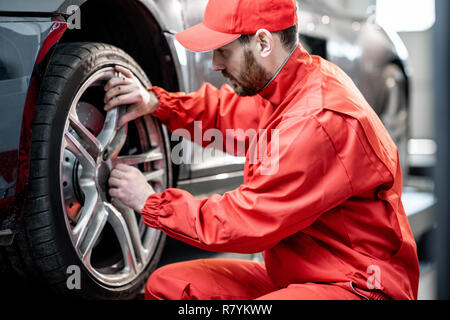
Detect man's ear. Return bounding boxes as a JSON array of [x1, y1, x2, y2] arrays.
[[255, 29, 273, 58]]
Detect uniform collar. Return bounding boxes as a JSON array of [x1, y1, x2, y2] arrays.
[[258, 44, 313, 106]]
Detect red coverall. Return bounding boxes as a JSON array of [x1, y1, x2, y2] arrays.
[[141, 44, 420, 300]]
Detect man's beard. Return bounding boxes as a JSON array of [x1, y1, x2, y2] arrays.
[[222, 49, 272, 97]]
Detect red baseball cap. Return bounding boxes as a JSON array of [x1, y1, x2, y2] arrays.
[[175, 0, 298, 52]]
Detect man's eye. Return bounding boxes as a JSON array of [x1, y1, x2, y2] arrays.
[[217, 49, 227, 56]]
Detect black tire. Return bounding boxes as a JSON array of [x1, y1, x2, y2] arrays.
[[377, 64, 409, 177], [6, 42, 172, 299]]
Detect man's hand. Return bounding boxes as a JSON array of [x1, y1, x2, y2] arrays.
[[104, 65, 160, 127], [108, 164, 155, 212]]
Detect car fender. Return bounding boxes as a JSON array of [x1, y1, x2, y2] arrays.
[[0, 16, 68, 227]]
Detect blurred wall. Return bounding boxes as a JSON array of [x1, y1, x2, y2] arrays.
[[399, 30, 435, 140], [333, 0, 435, 140], [338, 0, 376, 16]]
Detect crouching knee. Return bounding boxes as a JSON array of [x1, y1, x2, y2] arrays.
[[145, 264, 192, 300]]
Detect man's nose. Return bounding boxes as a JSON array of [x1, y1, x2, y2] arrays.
[[212, 51, 225, 72]]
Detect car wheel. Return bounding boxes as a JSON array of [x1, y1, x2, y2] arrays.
[[7, 42, 172, 299], [378, 64, 409, 177]]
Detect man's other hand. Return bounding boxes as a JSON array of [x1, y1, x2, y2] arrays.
[[108, 164, 155, 212], [104, 65, 159, 127]]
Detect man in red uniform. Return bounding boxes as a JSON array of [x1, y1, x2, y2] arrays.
[[104, 0, 419, 300]]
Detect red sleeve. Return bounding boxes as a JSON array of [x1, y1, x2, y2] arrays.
[[140, 114, 355, 254], [149, 83, 266, 156]]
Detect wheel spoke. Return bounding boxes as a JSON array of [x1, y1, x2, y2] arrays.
[[72, 189, 108, 260], [64, 131, 97, 172], [97, 107, 119, 148], [143, 169, 165, 185], [113, 148, 164, 167], [104, 203, 139, 274], [68, 112, 102, 158], [96, 106, 128, 154], [141, 225, 161, 260], [105, 126, 128, 160], [111, 199, 145, 263]]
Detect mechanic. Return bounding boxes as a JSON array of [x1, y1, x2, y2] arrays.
[[103, 0, 419, 300]]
